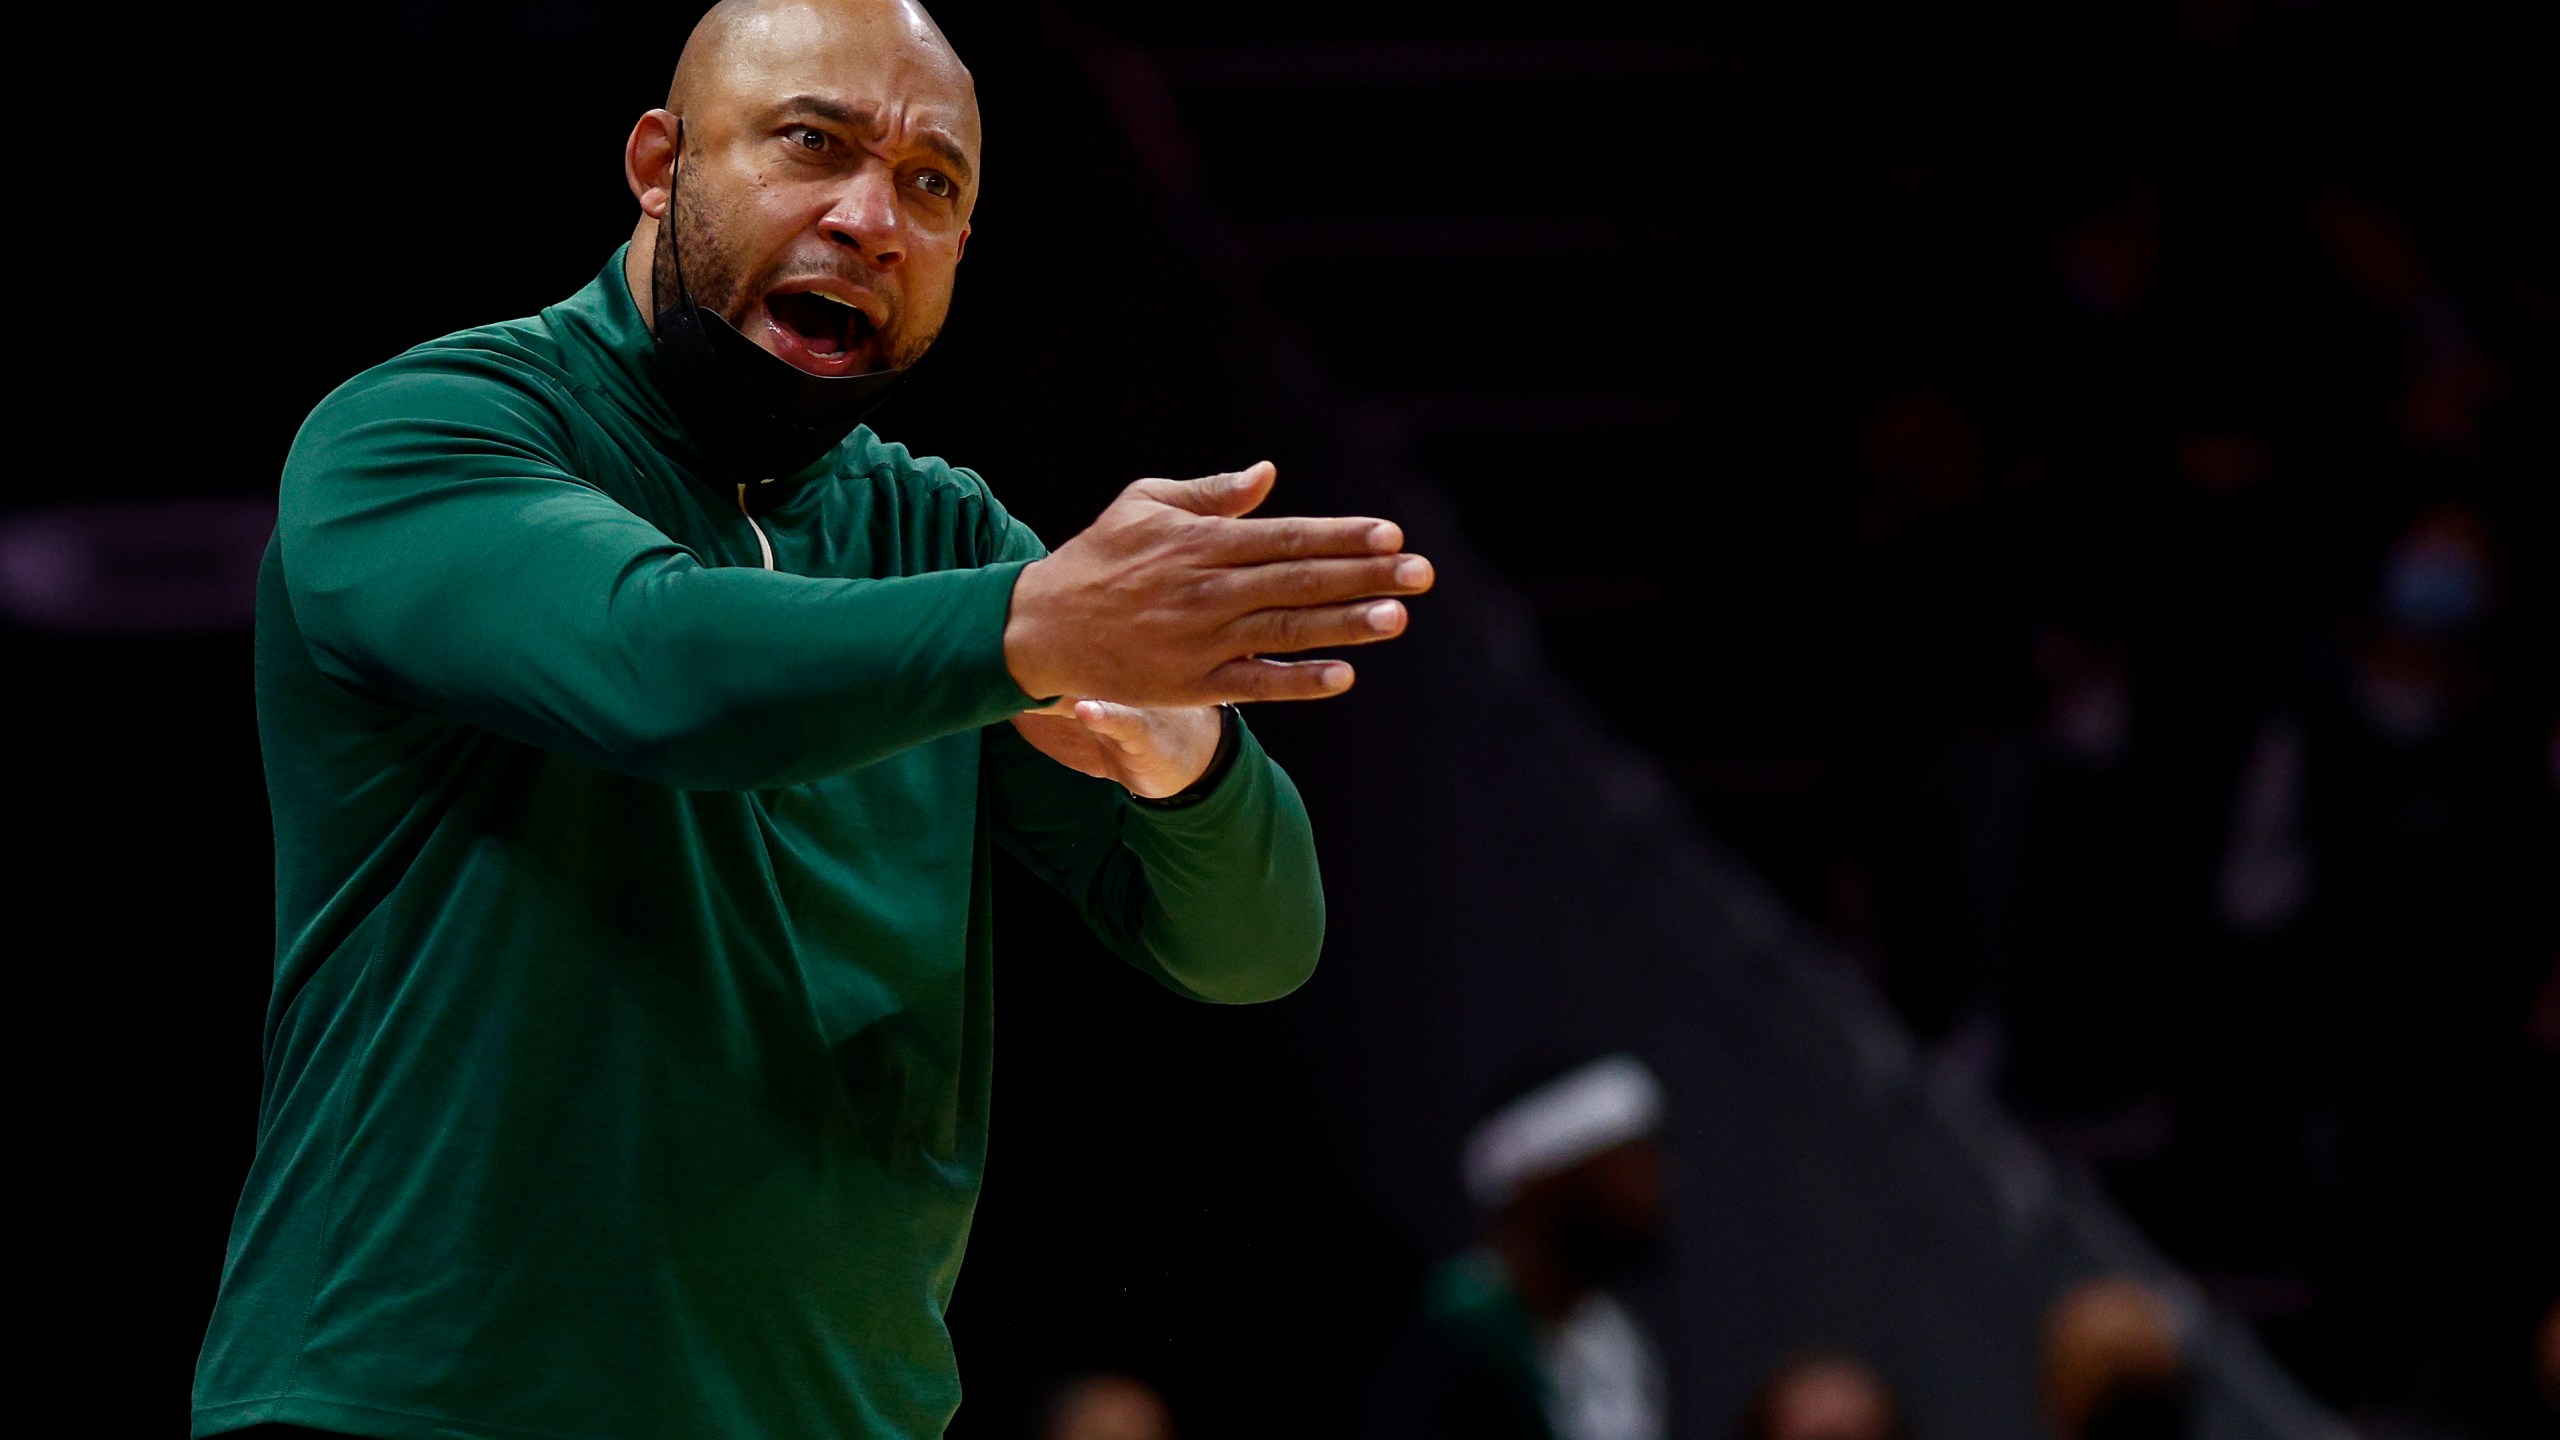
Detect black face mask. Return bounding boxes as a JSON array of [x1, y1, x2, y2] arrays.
[[647, 125, 908, 486], [1549, 1190, 1663, 1283]]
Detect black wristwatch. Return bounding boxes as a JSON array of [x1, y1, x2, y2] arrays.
[[1129, 704, 1243, 810]]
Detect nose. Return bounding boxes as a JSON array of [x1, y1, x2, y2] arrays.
[[820, 161, 905, 269]]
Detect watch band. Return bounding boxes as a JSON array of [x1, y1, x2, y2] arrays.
[[1129, 704, 1243, 810]]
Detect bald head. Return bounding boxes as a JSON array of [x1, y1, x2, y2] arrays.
[[622, 0, 981, 375], [2039, 1277, 2188, 1440], [1745, 1355, 1907, 1440], [668, 0, 973, 131], [1041, 1373, 1176, 1440]]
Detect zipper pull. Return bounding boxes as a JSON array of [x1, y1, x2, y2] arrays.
[[734, 483, 777, 571]]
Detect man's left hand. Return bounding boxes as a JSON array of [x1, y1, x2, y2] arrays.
[[1010, 701, 1225, 799]]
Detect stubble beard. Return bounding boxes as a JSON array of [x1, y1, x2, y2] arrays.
[[652, 163, 941, 372]]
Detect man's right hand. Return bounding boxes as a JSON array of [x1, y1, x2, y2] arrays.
[[1002, 461, 1435, 706]]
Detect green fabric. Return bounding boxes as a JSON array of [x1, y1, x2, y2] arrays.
[[1359, 1251, 1555, 1440], [1422, 1252, 1557, 1440], [194, 250, 1325, 1440]]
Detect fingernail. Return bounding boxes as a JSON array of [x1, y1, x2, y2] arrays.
[[1322, 664, 1353, 690], [1394, 556, 1430, 586], [1369, 524, 1401, 553], [1366, 601, 1403, 632]]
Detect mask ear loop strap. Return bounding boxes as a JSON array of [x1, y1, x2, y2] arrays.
[[661, 116, 704, 313]]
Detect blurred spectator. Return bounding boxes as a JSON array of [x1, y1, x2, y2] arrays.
[[2539, 1299, 2560, 1417], [1845, 385, 2044, 1047], [1034, 1371, 1176, 1440], [2534, 952, 2560, 1058], [2310, 189, 2506, 453], [1360, 1055, 1670, 1440], [2056, 177, 2161, 323], [2194, 494, 2558, 1408], [2038, 1276, 2195, 1440], [1738, 1352, 1911, 1440]]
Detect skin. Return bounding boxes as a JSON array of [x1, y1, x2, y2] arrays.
[[2038, 1276, 2186, 1440], [622, 0, 1432, 796], [1042, 1373, 1177, 1440], [1755, 1359, 1903, 1440]]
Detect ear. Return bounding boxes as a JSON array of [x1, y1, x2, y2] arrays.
[[625, 108, 680, 218], [954, 224, 970, 263]]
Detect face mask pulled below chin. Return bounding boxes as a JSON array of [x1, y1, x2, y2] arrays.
[[647, 141, 908, 485]]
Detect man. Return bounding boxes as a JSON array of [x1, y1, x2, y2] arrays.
[[2038, 1276, 2197, 1440], [1361, 1054, 1672, 1440], [191, 2, 1432, 1437], [1035, 1372, 1179, 1440], [1738, 1353, 1910, 1440]]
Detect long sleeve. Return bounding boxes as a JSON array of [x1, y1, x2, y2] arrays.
[[984, 716, 1325, 1003], [277, 349, 1036, 791]]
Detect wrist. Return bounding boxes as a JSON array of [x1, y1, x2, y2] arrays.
[[1130, 704, 1242, 810], [1000, 557, 1068, 702]]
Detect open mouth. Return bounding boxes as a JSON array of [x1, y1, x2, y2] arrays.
[[762, 289, 877, 374]]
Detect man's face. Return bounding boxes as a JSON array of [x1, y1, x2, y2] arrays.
[[1541, 1137, 1667, 1279], [657, 3, 979, 376]]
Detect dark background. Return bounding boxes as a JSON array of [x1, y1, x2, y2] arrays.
[[7, 1, 2553, 1437]]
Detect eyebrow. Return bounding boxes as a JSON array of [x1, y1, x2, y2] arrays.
[[773, 93, 975, 185]]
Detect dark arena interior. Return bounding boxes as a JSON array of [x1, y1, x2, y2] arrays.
[[9, 1, 2553, 1437]]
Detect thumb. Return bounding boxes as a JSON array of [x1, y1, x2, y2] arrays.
[[1163, 460, 1277, 518], [1072, 699, 1150, 744]]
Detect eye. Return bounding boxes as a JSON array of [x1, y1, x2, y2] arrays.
[[787, 125, 829, 152], [915, 171, 954, 199]]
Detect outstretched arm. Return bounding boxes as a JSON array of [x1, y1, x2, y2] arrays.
[[290, 349, 1428, 798]]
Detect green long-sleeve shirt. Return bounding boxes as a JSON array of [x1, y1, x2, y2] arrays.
[[193, 249, 1325, 1440]]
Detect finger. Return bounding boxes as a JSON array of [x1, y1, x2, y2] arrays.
[[1212, 553, 1435, 610], [1229, 598, 1411, 656], [1149, 461, 1277, 519], [1206, 656, 1356, 702], [1071, 699, 1151, 748], [1208, 514, 1405, 564], [1010, 709, 1098, 752]]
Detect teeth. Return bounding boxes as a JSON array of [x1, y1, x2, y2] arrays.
[[810, 291, 858, 309]]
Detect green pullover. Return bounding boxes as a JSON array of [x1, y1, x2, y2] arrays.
[[193, 249, 1325, 1440]]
